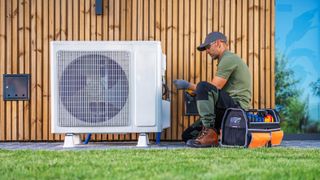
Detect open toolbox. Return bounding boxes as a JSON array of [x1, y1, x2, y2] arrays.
[[220, 108, 284, 148]]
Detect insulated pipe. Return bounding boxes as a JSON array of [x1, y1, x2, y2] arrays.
[[84, 134, 92, 144], [156, 132, 161, 144]]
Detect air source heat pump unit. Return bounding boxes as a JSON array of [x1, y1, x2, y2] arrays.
[[50, 41, 170, 147]]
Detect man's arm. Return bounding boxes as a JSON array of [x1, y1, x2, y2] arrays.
[[211, 76, 227, 89], [186, 76, 227, 91]]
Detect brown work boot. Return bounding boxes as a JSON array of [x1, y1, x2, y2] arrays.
[[187, 127, 219, 148]]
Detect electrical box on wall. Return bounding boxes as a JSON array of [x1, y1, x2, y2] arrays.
[[3, 74, 30, 101]]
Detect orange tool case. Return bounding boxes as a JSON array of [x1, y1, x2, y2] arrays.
[[220, 108, 283, 148]]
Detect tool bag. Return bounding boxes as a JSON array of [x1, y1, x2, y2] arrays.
[[220, 108, 283, 148], [184, 91, 199, 116]]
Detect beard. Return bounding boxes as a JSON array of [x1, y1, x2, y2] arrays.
[[210, 54, 219, 60]]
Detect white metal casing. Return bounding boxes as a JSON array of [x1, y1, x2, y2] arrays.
[[50, 41, 170, 133]]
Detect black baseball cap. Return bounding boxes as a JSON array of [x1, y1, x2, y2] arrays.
[[197, 32, 227, 51]]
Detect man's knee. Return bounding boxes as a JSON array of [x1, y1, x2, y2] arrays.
[[195, 81, 217, 100]]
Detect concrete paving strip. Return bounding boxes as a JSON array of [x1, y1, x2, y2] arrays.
[[0, 141, 319, 150]]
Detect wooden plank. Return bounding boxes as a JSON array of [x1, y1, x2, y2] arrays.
[[155, 0, 160, 41], [42, 0, 49, 141], [126, 0, 132, 40], [265, 0, 271, 108], [160, 0, 166, 52], [79, 0, 85, 40], [91, 0, 96, 40], [73, 0, 79, 40], [67, 0, 73, 40], [108, 0, 114, 41], [6, 0, 12, 141], [242, 0, 248, 65], [11, 0, 18, 74], [224, 0, 230, 50], [219, 0, 225, 33], [236, 0, 242, 56], [131, 0, 137, 41], [18, 0, 25, 140], [259, 0, 266, 108], [102, 0, 108, 40], [29, 0, 36, 140], [230, 0, 236, 53], [166, 0, 172, 140], [114, 0, 120, 40], [137, 0, 142, 41], [12, 0, 18, 140], [136, 0, 143, 42], [270, 0, 275, 108], [253, 0, 259, 109], [24, 0, 31, 140], [149, 0, 154, 40], [213, 0, 219, 32], [85, 0, 90, 40], [143, 0, 148, 40], [0, 0, 6, 140], [48, 0, 54, 141], [36, 0, 43, 140]]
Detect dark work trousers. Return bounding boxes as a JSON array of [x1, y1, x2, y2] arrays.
[[182, 81, 240, 142]]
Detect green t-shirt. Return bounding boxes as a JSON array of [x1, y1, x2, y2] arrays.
[[216, 51, 252, 110]]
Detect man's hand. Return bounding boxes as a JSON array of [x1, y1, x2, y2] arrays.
[[173, 79, 190, 90]]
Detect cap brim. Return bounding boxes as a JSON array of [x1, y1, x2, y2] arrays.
[[197, 43, 208, 51]]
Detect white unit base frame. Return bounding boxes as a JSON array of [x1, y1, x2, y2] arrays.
[[63, 133, 151, 148]]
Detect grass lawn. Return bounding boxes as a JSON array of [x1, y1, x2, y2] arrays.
[[0, 147, 319, 179]]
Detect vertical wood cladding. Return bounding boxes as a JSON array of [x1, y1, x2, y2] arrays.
[[0, 0, 275, 141]]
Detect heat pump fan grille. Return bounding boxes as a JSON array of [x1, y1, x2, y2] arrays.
[[57, 51, 130, 127]]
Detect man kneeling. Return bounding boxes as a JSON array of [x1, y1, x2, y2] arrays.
[[174, 32, 252, 148]]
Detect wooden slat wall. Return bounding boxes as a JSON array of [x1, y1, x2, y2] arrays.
[[0, 0, 275, 141]]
